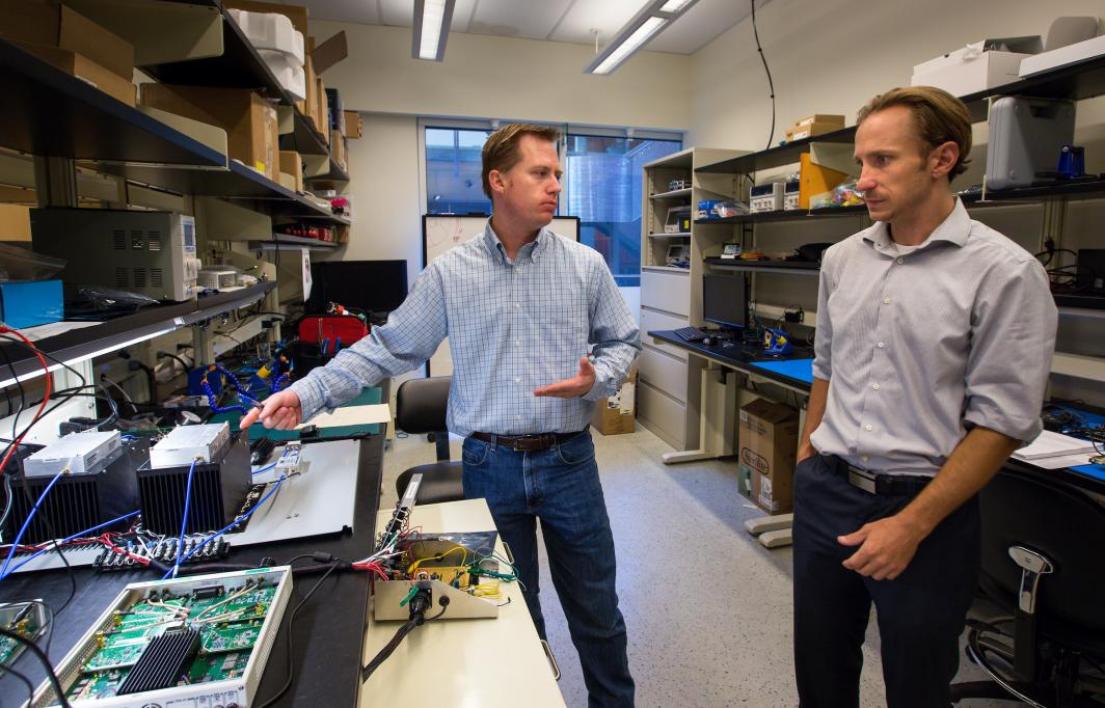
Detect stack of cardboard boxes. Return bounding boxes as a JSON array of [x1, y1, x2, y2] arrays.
[[0, 1, 136, 107], [785, 113, 845, 142]]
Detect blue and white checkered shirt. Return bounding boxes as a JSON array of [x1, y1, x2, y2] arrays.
[[289, 221, 641, 436]]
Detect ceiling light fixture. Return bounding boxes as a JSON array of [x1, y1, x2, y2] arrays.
[[585, 0, 701, 75], [412, 0, 456, 62]]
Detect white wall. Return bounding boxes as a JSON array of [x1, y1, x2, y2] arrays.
[[313, 20, 691, 129]]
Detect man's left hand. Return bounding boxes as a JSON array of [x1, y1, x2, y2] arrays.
[[838, 515, 926, 581], [534, 356, 595, 398]]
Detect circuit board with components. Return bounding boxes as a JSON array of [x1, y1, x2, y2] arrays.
[[30, 568, 291, 707], [0, 601, 48, 668]]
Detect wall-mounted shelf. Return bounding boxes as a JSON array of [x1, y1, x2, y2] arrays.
[[0, 282, 275, 386], [704, 257, 820, 275], [648, 231, 692, 238], [253, 234, 340, 250], [650, 188, 693, 199]]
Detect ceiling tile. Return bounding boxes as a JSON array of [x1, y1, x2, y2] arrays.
[[467, 0, 577, 41]]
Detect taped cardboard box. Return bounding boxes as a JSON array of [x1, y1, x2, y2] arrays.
[[0, 204, 31, 242], [14, 42, 135, 107], [140, 85, 279, 181], [330, 132, 347, 171], [0, 1, 134, 79], [792, 114, 845, 129], [344, 110, 363, 139], [591, 367, 637, 436], [279, 150, 304, 193], [738, 399, 799, 514]]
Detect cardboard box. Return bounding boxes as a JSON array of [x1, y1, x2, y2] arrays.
[[0, 1, 135, 79], [344, 110, 363, 139], [16, 42, 135, 106], [140, 84, 279, 181], [0, 204, 32, 242], [739, 399, 799, 514], [799, 152, 850, 210], [304, 55, 319, 131], [311, 31, 348, 74], [279, 150, 303, 192], [317, 77, 330, 144], [911, 36, 1041, 97], [591, 368, 637, 436], [330, 131, 347, 171], [792, 114, 845, 129], [787, 121, 846, 142]]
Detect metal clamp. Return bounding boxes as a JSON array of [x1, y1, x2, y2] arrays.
[[1008, 545, 1053, 615]]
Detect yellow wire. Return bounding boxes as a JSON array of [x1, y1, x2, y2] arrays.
[[406, 544, 468, 575]]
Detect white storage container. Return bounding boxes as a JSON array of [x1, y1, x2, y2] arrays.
[[228, 8, 305, 64], [910, 36, 1040, 97], [259, 49, 306, 100]]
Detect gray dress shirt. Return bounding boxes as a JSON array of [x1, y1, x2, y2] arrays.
[[810, 198, 1057, 476]]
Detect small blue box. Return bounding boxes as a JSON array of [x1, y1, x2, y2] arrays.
[[0, 279, 63, 329]]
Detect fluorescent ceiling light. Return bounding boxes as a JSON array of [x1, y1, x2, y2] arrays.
[[585, 0, 701, 75], [413, 0, 456, 62]]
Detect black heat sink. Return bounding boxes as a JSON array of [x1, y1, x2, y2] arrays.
[[4, 439, 144, 545], [118, 627, 200, 695], [136, 436, 251, 536]]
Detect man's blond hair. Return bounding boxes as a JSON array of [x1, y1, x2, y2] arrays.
[[481, 123, 561, 199], [857, 86, 972, 179]]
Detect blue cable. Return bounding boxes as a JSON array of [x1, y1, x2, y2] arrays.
[[172, 458, 199, 578], [0, 510, 140, 580], [164, 475, 287, 579], [252, 462, 278, 476], [0, 469, 66, 578]]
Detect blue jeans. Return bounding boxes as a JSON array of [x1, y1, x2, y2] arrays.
[[462, 430, 635, 708]]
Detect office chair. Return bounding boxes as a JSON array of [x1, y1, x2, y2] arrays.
[[393, 376, 465, 505], [950, 467, 1105, 707]]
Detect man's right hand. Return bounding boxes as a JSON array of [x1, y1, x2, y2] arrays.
[[241, 389, 302, 430], [797, 443, 817, 464]]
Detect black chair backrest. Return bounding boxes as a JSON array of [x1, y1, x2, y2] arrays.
[[979, 468, 1105, 650], [395, 376, 451, 434]]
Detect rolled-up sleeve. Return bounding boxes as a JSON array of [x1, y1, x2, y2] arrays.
[[290, 264, 449, 421], [962, 257, 1057, 444], [582, 256, 641, 401], [811, 249, 836, 382]]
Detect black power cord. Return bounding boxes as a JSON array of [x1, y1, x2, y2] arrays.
[[0, 626, 70, 707], [750, 0, 776, 151], [361, 584, 443, 680], [256, 561, 342, 708]]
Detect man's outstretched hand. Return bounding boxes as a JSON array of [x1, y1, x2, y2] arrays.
[[240, 389, 303, 430], [534, 356, 596, 398]]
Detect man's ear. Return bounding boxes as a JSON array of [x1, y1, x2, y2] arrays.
[[930, 140, 959, 179], [488, 168, 507, 195]]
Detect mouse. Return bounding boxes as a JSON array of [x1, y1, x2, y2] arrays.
[[702, 336, 715, 346]]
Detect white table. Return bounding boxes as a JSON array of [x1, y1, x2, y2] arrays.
[[359, 498, 566, 708]]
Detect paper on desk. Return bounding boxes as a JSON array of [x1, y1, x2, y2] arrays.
[[18, 321, 99, 341], [1023, 452, 1099, 470], [298, 403, 391, 429], [1012, 430, 1097, 461]]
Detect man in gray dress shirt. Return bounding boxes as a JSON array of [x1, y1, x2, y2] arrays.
[[792, 86, 1057, 707]]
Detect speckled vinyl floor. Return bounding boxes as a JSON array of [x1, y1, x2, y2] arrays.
[[381, 427, 1017, 707]]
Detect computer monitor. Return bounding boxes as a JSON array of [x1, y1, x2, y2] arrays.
[[702, 273, 748, 330], [306, 260, 409, 317]]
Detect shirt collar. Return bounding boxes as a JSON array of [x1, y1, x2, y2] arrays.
[[862, 197, 970, 254], [482, 218, 550, 264]]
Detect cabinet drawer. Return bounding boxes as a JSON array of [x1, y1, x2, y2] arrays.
[[641, 268, 690, 317], [641, 308, 690, 361], [637, 380, 688, 449], [639, 345, 689, 403]]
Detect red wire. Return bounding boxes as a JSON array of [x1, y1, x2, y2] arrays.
[[0, 327, 53, 475]]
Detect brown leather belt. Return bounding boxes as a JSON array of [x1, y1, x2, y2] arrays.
[[470, 430, 584, 452]]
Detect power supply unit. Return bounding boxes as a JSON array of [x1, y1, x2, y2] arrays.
[[30, 208, 202, 302]]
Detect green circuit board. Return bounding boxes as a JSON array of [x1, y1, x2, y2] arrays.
[[65, 581, 278, 702], [0, 602, 45, 668]]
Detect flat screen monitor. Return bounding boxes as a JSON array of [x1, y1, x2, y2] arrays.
[[306, 260, 408, 316], [702, 273, 748, 329]]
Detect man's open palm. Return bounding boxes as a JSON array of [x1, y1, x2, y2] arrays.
[[534, 356, 595, 398]]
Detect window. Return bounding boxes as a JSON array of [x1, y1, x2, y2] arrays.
[[562, 134, 682, 287], [425, 126, 492, 215], [421, 122, 682, 286]]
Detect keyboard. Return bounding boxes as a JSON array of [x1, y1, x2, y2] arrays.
[[673, 326, 707, 342]]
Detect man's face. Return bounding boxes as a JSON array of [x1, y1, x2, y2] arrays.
[[854, 105, 948, 224], [490, 135, 562, 227]]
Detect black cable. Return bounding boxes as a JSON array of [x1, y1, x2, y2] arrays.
[[361, 617, 420, 680], [256, 562, 340, 708], [0, 659, 35, 706], [157, 350, 192, 374], [0, 627, 69, 707], [750, 0, 776, 151]]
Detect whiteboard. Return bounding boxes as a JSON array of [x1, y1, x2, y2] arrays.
[[422, 215, 580, 376]]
